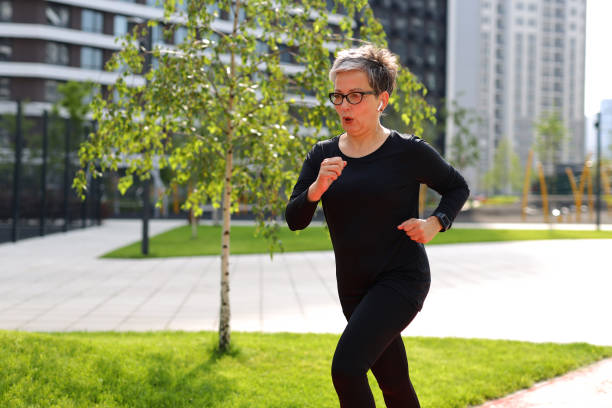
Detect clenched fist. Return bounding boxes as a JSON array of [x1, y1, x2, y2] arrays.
[[397, 216, 443, 244], [307, 156, 347, 202]]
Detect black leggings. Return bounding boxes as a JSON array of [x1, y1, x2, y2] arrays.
[[332, 283, 421, 408]]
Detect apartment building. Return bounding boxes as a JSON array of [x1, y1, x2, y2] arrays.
[[369, 0, 448, 152], [447, 0, 586, 193]]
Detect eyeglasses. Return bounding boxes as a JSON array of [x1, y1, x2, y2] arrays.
[[328, 91, 376, 105]]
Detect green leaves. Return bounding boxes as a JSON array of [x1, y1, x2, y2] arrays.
[[75, 0, 434, 253], [533, 110, 568, 174]]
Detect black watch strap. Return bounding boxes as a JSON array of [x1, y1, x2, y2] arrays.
[[433, 212, 451, 232]]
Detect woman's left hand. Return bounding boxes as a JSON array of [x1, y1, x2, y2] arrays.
[[397, 216, 443, 244]]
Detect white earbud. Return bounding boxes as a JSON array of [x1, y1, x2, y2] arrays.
[[378, 102, 383, 111]]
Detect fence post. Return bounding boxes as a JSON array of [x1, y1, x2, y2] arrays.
[[93, 120, 102, 226], [40, 110, 48, 236], [11, 100, 22, 242], [142, 177, 150, 255], [595, 113, 602, 230], [140, 25, 153, 255], [63, 118, 70, 232], [95, 165, 102, 226]]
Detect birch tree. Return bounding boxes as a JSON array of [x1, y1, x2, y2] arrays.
[[74, 0, 433, 352]]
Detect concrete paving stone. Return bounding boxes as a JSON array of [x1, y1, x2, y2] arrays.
[[0, 321, 25, 330], [165, 318, 216, 332], [179, 295, 219, 308], [225, 318, 261, 332], [19, 318, 76, 331], [0, 310, 42, 321], [116, 320, 169, 331], [260, 315, 311, 333]]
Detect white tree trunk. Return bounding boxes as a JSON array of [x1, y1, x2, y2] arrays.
[[218, 0, 240, 353], [219, 148, 232, 352]]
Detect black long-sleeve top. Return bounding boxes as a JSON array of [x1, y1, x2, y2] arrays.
[[285, 131, 470, 309]]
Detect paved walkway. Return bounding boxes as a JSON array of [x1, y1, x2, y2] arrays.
[[478, 357, 612, 408], [1, 219, 611, 406]]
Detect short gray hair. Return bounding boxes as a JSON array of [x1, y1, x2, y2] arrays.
[[329, 44, 399, 96]]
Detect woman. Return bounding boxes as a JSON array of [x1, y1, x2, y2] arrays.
[[285, 45, 469, 407]]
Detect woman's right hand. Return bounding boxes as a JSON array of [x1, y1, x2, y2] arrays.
[[307, 156, 347, 202]]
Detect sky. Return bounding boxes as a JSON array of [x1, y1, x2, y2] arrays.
[[584, 0, 612, 118]]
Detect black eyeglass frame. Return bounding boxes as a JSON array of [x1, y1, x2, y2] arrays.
[[328, 91, 377, 105]]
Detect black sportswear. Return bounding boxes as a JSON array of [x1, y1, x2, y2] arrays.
[[285, 131, 469, 310]]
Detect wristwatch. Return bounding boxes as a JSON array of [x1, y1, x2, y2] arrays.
[[433, 212, 451, 232]]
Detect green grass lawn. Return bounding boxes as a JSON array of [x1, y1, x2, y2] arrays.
[[1, 330, 610, 408], [103, 224, 612, 258]]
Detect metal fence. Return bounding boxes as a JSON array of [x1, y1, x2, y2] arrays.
[[0, 100, 103, 243]]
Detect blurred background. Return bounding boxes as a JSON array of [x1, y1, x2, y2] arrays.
[[1, 0, 611, 244]]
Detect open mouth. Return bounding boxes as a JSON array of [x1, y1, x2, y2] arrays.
[[342, 116, 354, 125]]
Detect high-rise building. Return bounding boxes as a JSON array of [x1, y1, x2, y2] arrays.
[[369, 0, 448, 152], [447, 0, 586, 193], [600, 99, 612, 160]]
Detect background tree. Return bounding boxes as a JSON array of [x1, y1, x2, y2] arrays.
[[482, 137, 523, 195], [54, 81, 97, 136], [533, 111, 567, 177], [74, 0, 434, 352], [445, 99, 481, 171]]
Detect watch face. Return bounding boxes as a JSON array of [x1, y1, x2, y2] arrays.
[[436, 213, 450, 231]]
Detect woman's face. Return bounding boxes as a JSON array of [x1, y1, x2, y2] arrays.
[[333, 69, 385, 137]]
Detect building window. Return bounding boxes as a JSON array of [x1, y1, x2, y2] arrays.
[[46, 4, 70, 28], [46, 42, 69, 65], [146, 0, 163, 8], [45, 80, 61, 103], [175, 26, 188, 44], [151, 25, 163, 45], [0, 38, 11, 61], [81, 47, 103, 70], [82, 9, 103, 33], [426, 49, 437, 66], [425, 72, 436, 91], [0, 0, 11, 22], [177, 0, 188, 12], [0, 77, 10, 100], [114, 15, 128, 37]]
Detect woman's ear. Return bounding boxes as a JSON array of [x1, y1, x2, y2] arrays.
[[378, 91, 390, 112]]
